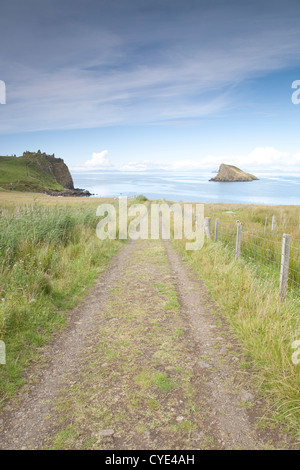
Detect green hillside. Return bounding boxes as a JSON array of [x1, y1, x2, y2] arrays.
[[0, 153, 68, 193]]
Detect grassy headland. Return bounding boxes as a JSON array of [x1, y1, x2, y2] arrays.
[[0, 151, 87, 195], [0, 154, 64, 193]]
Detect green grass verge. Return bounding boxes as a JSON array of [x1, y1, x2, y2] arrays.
[[173, 237, 300, 441], [0, 203, 125, 405]]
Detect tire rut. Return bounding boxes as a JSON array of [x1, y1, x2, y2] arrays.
[[0, 238, 291, 450], [163, 239, 291, 450], [0, 240, 136, 450]]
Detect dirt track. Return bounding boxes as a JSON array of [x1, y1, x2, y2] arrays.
[[0, 238, 291, 449]]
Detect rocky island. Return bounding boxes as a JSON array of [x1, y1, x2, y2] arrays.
[[210, 163, 258, 182]]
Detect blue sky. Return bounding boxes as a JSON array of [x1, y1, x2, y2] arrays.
[[1, 0, 300, 173]]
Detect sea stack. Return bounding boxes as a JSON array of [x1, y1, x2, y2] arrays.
[[210, 164, 258, 182]]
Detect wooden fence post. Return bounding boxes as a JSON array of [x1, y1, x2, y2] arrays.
[[214, 218, 219, 242], [279, 233, 291, 300], [235, 222, 242, 260], [264, 217, 268, 233], [271, 215, 276, 232], [204, 217, 211, 239]]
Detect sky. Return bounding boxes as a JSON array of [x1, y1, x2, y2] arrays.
[[1, 0, 300, 173]]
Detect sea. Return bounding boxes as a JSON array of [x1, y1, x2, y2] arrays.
[[71, 170, 300, 206]]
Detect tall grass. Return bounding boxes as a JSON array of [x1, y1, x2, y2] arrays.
[[0, 206, 79, 263], [210, 217, 300, 302], [204, 203, 300, 239], [171, 204, 300, 442], [0, 202, 124, 404]]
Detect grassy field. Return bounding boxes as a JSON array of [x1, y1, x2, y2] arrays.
[[171, 202, 300, 440], [203, 202, 300, 236], [0, 193, 128, 404], [0, 193, 299, 442], [202, 203, 300, 301]]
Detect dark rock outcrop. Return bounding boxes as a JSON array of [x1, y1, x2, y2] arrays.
[[44, 188, 92, 197], [23, 151, 74, 189], [210, 164, 258, 182]]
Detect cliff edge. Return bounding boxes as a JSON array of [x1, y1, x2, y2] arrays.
[[22, 151, 75, 190], [0, 151, 90, 196]]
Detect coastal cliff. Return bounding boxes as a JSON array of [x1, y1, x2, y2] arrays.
[[210, 164, 258, 182], [22, 151, 75, 190], [0, 151, 90, 196]]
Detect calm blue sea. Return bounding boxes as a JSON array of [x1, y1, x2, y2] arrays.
[[71, 170, 300, 205]]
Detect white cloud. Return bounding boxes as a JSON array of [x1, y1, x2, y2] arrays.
[[148, 147, 300, 172], [1, 3, 300, 133], [193, 147, 300, 172], [83, 150, 111, 168], [116, 161, 150, 172], [72, 146, 300, 174], [241, 147, 289, 167]]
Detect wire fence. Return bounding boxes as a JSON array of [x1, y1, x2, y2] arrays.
[[207, 217, 300, 304], [289, 240, 300, 302]]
